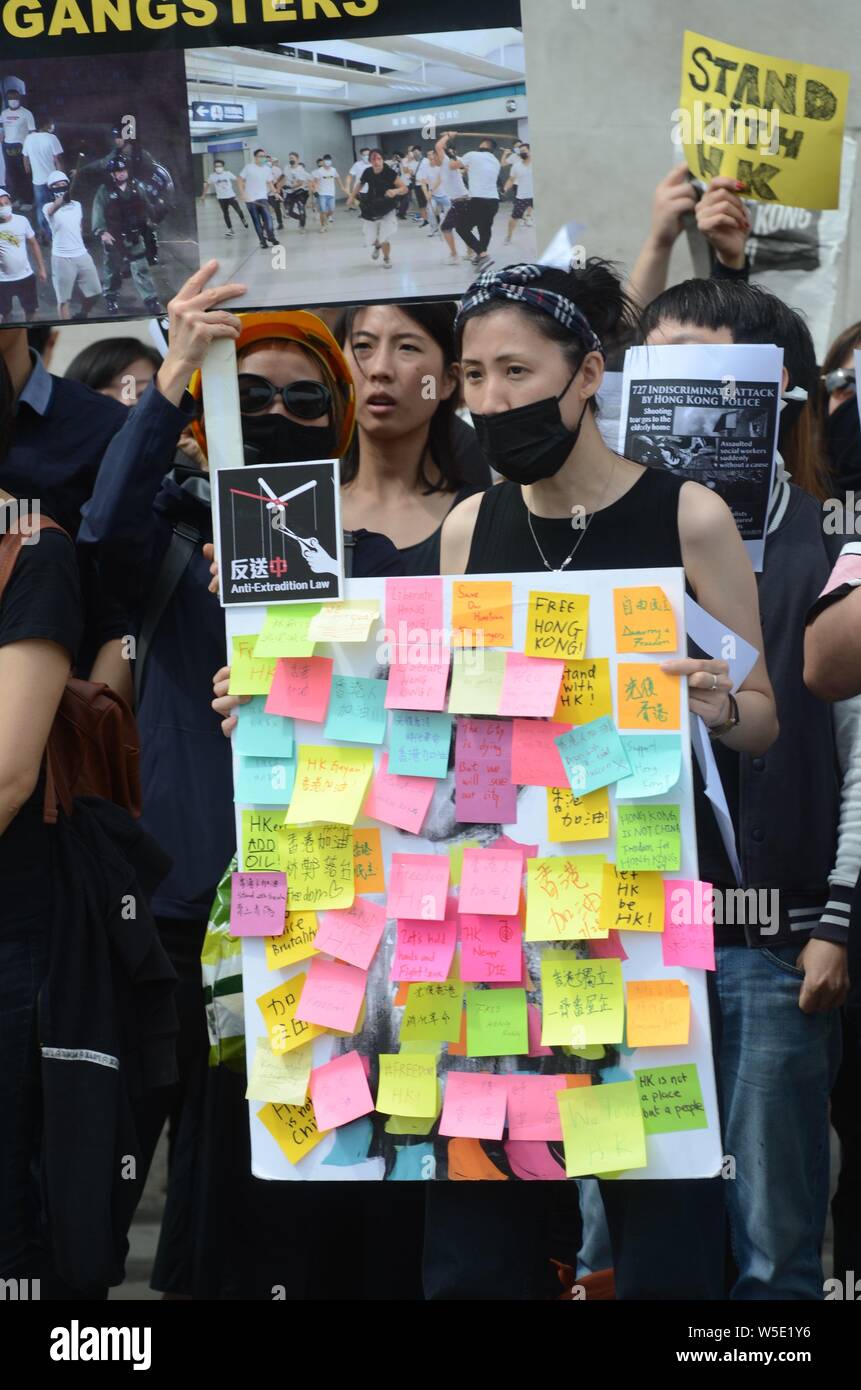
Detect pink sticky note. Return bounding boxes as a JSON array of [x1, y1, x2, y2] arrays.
[[590, 931, 629, 961], [309, 1050, 375, 1131], [264, 656, 333, 722], [295, 956, 367, 1032], [385, 577, 444, 661], [506, 1074, 565, 1141], [510, 718, 571, 786], [363, 751, 436, 834], [454, 718, 517, 824], [527, 1003, 553, 1057], [385, 658, 451, 712], [459, 847, 523, 917], [315, 898, 387, 971], [491, 833, 539, 862], [229, 871, 287, 937], [662, 880, 716, 971], [439, 1071, 507, 1139], [387, 853, 450, 922], [392, 918, 457, 982], [460, 914, 523, 983], [498, 654, 565, 719]]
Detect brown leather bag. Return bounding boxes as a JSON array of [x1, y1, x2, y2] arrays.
[[0, 516, 141, 824]]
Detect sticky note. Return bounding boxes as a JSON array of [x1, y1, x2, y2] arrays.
[[527, 1003, 552, 1057], [280, 823, 355, 911], [246, 1037, 313, 1104], [547, 786, 610, 843], [388, 711, 452, 779], [557, 1080, 647, 1177], [439, 1071, 507, 1140], [491, 833, 538, 863], [234, 697, 295, 757], [264, 655, 333, 722], [451, 580, 513, 647], [590, 931, 628, 961], [635, 1063, 708, 1134], [265, 910, 319, 969], [352, 827, 386, 894], [254, 603, 319, 657], [400, 980, 463, 1042], [555, 715, 632, 796], [626, 980, 691, 1047], [286, 745, 374, 826], [510, 718, 570, 787], [376, 1053, 438, 1117], [385, 658, 450, 712], [241, 810, 286, 872], [258, 1098, 327, 1164], [498, 654, 565, 719], [466, 986, 528, 1056], [295, 956, 367, 1033], [229, 871, 287, 937], [448, 838, 480, 886], [458, 847, 522, 918], [256, 972, 326, 1054], [229, 635, 278, 696], [387, 853, 450, 922], [459, 914, 523, 984], [525, 856, 606, 942], [362, 751, 436, 834], [525, 590, 589, 660], [662, 880, 716, 970], [617, 663, 681, 731], [617, 734, 682, 798], [614, 586, 677, 653], [616, 804, 681, 872], [308, 599, 380, 643], [552, 658, 612, 725], [235, 753, 296, 806], [315, 898, 387, 971], [309, 1050, 375, 1131], [506, 1074, 591, 1141], [600, 865, 665, 934], [448, 648, 506, 716], [540, 953, 624, 1047], [454, 718, 517, 824], [385, 577, 444, 660], [323, 677, 388, 745], [392, 918, 457, 983]]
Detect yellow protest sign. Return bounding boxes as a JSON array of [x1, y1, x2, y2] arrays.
[[525, 591, 589, 660], [599, 865, 665, 933], [547, 786, 611, 843], [285, 746, 374, 826], [264, 911, 319, 970], [525, 856, 606, 941], [256, 972, 326, 1054], [257, 1098, 327, 1164]]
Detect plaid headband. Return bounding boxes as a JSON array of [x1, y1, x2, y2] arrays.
[[456, 262, 605, 357]]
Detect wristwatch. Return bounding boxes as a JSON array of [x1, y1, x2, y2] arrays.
[[708, 692, 740, 739]]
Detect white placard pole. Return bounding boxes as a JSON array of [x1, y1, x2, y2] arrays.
[[201, 337, 244, 641]]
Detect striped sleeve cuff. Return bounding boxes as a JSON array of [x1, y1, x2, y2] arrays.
[[813, 882, 853, 946], [807, 543, 861, 624]]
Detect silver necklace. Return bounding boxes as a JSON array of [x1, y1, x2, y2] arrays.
[[525, 458, 618, 572]]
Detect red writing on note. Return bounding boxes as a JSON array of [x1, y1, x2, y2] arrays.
[[391, 917, 457, 983], [459, 913, 523, 983], [454, 718, 517, 824]]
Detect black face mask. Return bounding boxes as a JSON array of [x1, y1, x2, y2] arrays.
[[470, 373, 587, 484], [825, 396, 861, 484], [241, 412, 336, 466]]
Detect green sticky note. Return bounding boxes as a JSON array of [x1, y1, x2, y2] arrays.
[[448, 649, 506, 716], [323, 676, 388, 745], [229, 635, 278, 696], [389, 711, 453, 779], [235, 754, 296, 805], [634, 1063, 708, 1134], [616, 734, 682, 798], [376, 1053, 438, 1117], [234, 697, 295, 758], [254, 603, 319, 658], [401, 980, 463, 1042], [540, 951, 624, 1047], [448, 838, 480, 886], [466, 987, 528, 1057], [558, 1080, 648, 1178], [562, 1045, 606, 1061], [616, 803, 681, 872]]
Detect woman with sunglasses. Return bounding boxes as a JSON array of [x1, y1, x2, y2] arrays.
[[821, 322, 861, 497]]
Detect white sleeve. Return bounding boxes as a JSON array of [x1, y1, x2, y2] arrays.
[[53, 135, 63, 156], [831, 695, 861, 893]]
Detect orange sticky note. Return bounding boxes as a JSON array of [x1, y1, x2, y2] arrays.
[[614, 587, 677, 653], [256, 972, 327, 1053], [617, 663, 681, 731], [451, 581, 513, 648], [552, 658, 613, 725], [352, 827, 386, 893], [626, 979, 691, 1047]]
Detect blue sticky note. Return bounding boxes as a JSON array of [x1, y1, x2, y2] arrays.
[[388, 711, 453, 779], [235, 754, 296, 805], [323, 675, 388, 745], [234, 696, 294, 757], [616, 734, 682, 798], [555, 715, 632, 796]]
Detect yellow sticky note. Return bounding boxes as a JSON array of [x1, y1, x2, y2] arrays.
[[258, 1098, 327, 1164], [451, 581, 513, 648], [256, 972, 326, 1053], [552, 658, 612, 724], [617, 663, 681, 730], [525, 591, 589, 660], [286, 746, 374, 826], [245, 1037, 313, 1104], [279, 824, 355, 911], [614, 587, 677, 653], [448, 649, 506, 716], [308, 599, 380, 643], [254, 603, 319, 658], [547, 786, 610, 843], [229, 635, 278, 696], [385, 1110, 438, 1136], [626, 980, 691, 1047], [353, 826, 386, 893], [265, 910, 319, 969], [525, 855, 606, 941], [558, 1080, 647, 1177], [376, 1053, 438, 1117], [242, 810, 286, 872], [540, 951, 624, 1046], [599, 865, 665, 933]]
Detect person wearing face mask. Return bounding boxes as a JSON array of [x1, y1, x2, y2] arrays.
[[312, 153, 347, 233], [238, 149, 278, 251], [502, 142, 533, 245], [0, 91, 35, 207], [282, 152, 310, 233], [201, 158, 248, 238], [264, 154, 285, 231], [22, 115, 63, 243], [821, 322, 861, 497], [0, 189, 46, 323], [91, 156, 162, 316], [42, 170, 101, 320]]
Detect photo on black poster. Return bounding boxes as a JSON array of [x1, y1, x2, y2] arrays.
[[216, 460, 343, 607]]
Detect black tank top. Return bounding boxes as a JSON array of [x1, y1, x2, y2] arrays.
[[465, 469, 685, 575]]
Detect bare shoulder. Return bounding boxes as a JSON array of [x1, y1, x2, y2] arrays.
[[677, 478, 739, 545], [440, 491, 485, 575]]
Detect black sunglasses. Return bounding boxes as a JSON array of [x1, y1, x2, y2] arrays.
[[237, 373, 332, 419]]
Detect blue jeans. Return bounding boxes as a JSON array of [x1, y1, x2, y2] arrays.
[[247, 199, 273, 244], [33, 183, 53, 238]]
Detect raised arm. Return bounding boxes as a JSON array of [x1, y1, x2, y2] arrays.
[[627, 164, 697, 308]]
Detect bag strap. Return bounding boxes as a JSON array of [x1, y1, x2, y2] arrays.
[[133, 521, 201, 707]]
